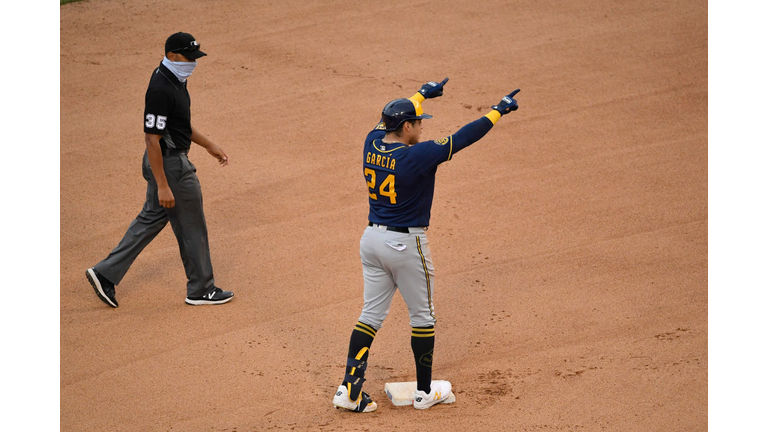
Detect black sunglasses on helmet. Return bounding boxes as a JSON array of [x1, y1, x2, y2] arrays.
[[171, 40, 201, 53]]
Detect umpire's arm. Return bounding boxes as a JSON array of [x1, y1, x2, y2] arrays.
[[191, 126, 229, 167], [145, 133, 175, 208]]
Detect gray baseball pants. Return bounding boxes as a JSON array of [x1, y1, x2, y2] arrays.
[[358, 224, 436, 329], [93, 150, 215, 298]]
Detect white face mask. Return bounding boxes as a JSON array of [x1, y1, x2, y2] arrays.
[[162, 57, 197, 82]]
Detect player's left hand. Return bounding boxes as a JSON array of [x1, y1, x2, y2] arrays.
[[206, 144, 229, 167], [418, 78, 449, 99], [492, 89, 521, 115]]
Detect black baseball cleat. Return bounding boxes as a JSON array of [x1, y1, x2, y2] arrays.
[[86, 268, 118, 308], [185, 287, 234, 305]]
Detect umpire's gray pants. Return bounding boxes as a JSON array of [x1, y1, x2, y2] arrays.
[[358, 225, 436, 329], [94, 151, 215, 298]]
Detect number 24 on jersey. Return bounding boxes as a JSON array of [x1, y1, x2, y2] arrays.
[[365, 168, 397, 204]]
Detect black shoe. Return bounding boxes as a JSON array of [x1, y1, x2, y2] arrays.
[[185, 287, 234, 305], [86, 268, 118, 308]]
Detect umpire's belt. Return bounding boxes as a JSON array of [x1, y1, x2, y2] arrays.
[[161, 148, 189, 157], [368, 222, 425, 234]]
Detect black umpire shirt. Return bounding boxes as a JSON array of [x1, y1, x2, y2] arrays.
[[143, 63, 192, 150]]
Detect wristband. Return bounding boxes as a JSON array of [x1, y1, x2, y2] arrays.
[[484, 110, 502, 125], [409, 93, 426, 104]]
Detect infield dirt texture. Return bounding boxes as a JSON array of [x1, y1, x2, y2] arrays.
[[60, 0, 707, 430]]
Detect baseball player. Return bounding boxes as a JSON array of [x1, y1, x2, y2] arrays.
[[86, 32, 234, 307], [332, 78, 521, 412]]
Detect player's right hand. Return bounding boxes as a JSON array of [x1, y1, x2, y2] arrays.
[[492, 89, 521, 115], [158, 186, 175, 208], [418, 78, 449, 99]]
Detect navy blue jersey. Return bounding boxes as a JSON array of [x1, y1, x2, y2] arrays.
[[364, 117, 495, 227]]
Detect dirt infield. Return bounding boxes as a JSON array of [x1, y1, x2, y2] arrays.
[[60, 0, 707, 430]]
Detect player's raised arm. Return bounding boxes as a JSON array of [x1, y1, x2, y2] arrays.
[[448, 88, 522, 155], [369, 78, 450, 134]]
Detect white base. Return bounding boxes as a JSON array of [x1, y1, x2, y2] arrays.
[[384, 381, 456, 406]]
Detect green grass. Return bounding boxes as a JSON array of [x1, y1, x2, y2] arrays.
[[61, 0, 86, 5]]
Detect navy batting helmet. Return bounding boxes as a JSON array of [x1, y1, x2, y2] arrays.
[[381, 98, 433, 131]]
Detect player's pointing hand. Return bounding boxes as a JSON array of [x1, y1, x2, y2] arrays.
[[418, 78, 449, 99], [492, 89, 521, 115]]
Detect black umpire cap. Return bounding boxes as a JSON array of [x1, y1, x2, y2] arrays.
[[165, 32, 207, 59]]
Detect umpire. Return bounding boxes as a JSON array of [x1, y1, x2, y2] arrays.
[[86, 32, 234, 307]]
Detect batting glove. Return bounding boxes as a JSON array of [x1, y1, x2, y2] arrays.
[[418, 78, 449, 99], [492, 89, 521, 115]]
